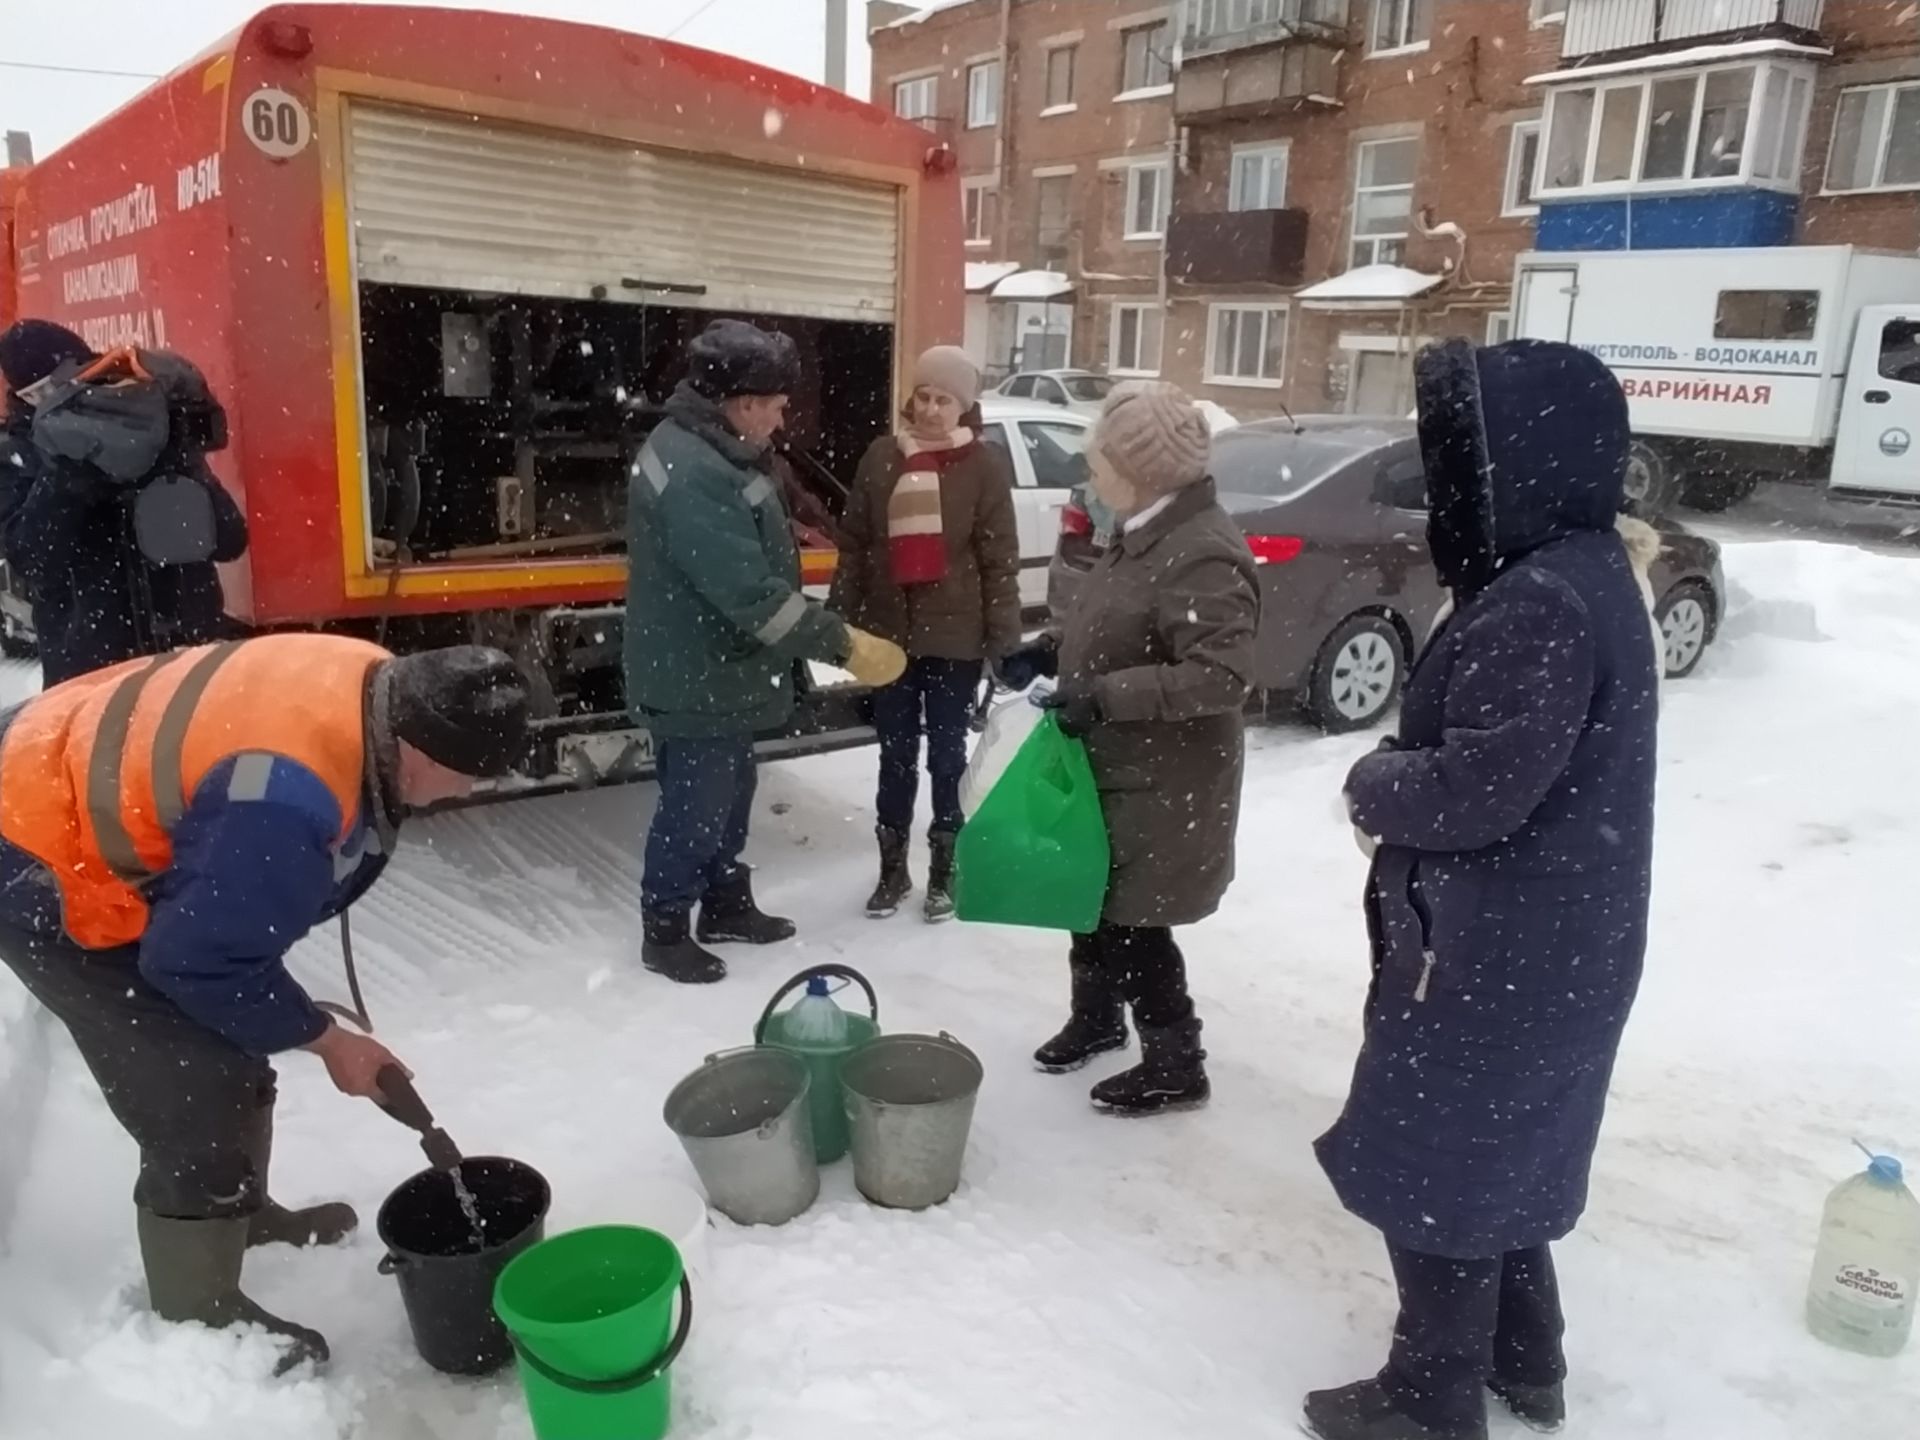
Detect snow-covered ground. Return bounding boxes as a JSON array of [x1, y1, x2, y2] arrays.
[[2, 535, 1918, 1439]]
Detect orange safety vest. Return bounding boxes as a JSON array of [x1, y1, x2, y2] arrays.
[[0, 633, 391, 950]]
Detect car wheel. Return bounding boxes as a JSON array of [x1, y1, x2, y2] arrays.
[[1681, 470, 1759, 514], [1656, 582, 1713, 679], [1624, 439, 1682, 517], [1307, 615, 1406, 733]]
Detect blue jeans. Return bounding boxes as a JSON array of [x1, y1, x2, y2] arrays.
[[642, 736, 757, 917], [871, 657, 982, 837]]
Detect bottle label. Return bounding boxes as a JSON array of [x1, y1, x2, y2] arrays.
[[1833, 1264, 1909, 1311]]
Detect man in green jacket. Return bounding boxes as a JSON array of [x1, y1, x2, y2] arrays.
[[627, 319, 904, 983]]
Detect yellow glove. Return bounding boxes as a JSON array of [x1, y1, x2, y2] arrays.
[[844, 627, 908, 688]]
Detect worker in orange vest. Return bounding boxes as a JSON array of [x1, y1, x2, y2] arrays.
[[0, 634, 529, 1373]]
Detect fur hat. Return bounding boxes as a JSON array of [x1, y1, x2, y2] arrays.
[[1091, 381, 1212, 497], [686, 320, 801, 401], [912, 346, 981, 411]]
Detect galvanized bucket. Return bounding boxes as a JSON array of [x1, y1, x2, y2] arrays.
[[662, 1047, 819, 1226], [840, 1032, 983, 1210]]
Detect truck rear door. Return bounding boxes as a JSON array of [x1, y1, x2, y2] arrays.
[[1831, 307, 1920, 499], [1516, 263, 1579, 342]]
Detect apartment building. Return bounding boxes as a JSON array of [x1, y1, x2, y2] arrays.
[[871, 0, 1180, 380], [874, 1, 1918, 415]]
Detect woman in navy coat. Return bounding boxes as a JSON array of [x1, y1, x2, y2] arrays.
[[1306, 339, 1660, 1440]]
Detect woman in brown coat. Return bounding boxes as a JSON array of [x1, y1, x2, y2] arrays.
[[997, 382, 1260, 1116], [831, 347, 1021, 922]]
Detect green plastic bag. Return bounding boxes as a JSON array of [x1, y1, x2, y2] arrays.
[[953, 710, 1111, 932]]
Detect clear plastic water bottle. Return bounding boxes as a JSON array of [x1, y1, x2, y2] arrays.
[[782, 975, 849, 1048], [1807, 1146, 1920, 1357]]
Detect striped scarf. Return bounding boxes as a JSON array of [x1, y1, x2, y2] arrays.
[[887, 428, 974, 587]]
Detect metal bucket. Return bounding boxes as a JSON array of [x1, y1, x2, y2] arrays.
[[840, 1032, 983, 1210], [662, 1047, 819, 1226]]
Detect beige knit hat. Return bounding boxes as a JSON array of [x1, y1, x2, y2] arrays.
[[912, 346, 982, 411], [1091, 381, 1212, 496]]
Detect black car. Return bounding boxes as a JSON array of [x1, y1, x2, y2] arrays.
[[1050, 417, 1723, 731]]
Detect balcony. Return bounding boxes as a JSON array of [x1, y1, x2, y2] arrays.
[[1184, 0, 1351, 60], [1166, 209, 1310, 287], [1562, 0, 1825, 63], [1175, 36, 1344, 121]]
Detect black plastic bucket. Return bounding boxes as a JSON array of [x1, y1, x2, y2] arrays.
[[376, 1156, 550, 1376]]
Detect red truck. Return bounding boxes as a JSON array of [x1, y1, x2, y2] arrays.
[[0, 4, 961, 782]]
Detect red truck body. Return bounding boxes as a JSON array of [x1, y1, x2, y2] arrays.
[[0, 5, 958, 644]]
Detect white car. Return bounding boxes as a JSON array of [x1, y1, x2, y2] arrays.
[[977, 396, 1094, 609], [992, 369, 1115, 417]]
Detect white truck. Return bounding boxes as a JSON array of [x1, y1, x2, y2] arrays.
[[1513, 246, 1920, 513]]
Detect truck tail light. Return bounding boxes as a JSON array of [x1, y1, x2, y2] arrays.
[[1060, 503, 1093, 538], [1246, 534, 1305, 566]]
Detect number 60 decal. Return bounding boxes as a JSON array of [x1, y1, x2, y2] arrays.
[[242, 87, 312, 159]]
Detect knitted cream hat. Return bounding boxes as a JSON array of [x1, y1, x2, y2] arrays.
[[1091, 381, 1212, 496], [912, 346, 982, 411]]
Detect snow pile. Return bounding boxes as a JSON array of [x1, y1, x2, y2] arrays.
[[2, 542, 1919, 1438]]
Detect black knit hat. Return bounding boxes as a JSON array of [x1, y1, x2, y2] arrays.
[[0, 319, 95, 393], [383, 646, 531, 777], [686, 319, 801, 401]]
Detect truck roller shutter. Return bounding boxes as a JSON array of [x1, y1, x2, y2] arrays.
[[345, 101, 898, 324]]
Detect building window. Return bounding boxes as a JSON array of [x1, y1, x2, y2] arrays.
[[1350, 136, 1418, 269], [1036, 174, 1074, 268], [1230, 142, 1292, 211], [1826, 81, 1920, 194], [1111, 303, 1164, 377], [893, 75, 938, 126], [966, 61, 1001, 129], [1530, 0, 1567, 22], [963, 177, 997, 245], [1044, 45, 1078, 111], [1125, 162, 1170, 240], [1120, 21, 1173, 95], [1541, 61, 1812, 196], [1714, 290, 1819, 343], [1208, 304, 1288, 386], [1503, 121, 1542, 216], [1369, 0, 1430, 55]]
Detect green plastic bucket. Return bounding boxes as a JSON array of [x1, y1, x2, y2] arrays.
[[754, 965, 880, 1165], [492, 1226, 693, 1440]]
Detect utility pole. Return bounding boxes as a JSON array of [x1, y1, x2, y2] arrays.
[[825, 0, 850, 92]]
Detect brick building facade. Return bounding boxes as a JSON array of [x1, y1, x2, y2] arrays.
[[872, 0, 1918, 418]]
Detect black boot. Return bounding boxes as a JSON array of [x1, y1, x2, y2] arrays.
[[1303, 1380, 1488, 1440], [643, 910, 728, 984], [696, 870, 796, 945], [1033, 956, 1129, 1073], [138, 1210, 330, 1377], [923, 829, 957, 924], [866, 826, 914, 918], [1090, 1015, 1210, 1116], [242, 1105, 358, 1250], [1489, 1379, 1566, 1434]]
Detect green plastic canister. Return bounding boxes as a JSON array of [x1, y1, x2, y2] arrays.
[[755, 965, 879, 1165]]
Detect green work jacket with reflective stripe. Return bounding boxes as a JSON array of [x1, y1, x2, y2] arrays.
[[623, 385, 851, 740]]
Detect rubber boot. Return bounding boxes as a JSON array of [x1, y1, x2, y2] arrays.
[[643, 910, 728, 984], [696, 870, 797, 945], [1033, 949, 1129, 1074], [866, 826, 914, 918], [1090, 1015, 1210, 1116], [1489, 1379, 1566, 1435], [1302, 1379, 1488, 1440], [923, 829, 957, 924], [138, 1209, 330, 1376], [243, 1104, 358, 1250]]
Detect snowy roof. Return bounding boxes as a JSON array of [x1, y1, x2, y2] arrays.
[[883, 1, 975, 28], [1296, 264, 1445, 309], [991, 270, 1075, 301], [1527, 38, 1830, 87], [965, 261, 1021, 293]]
